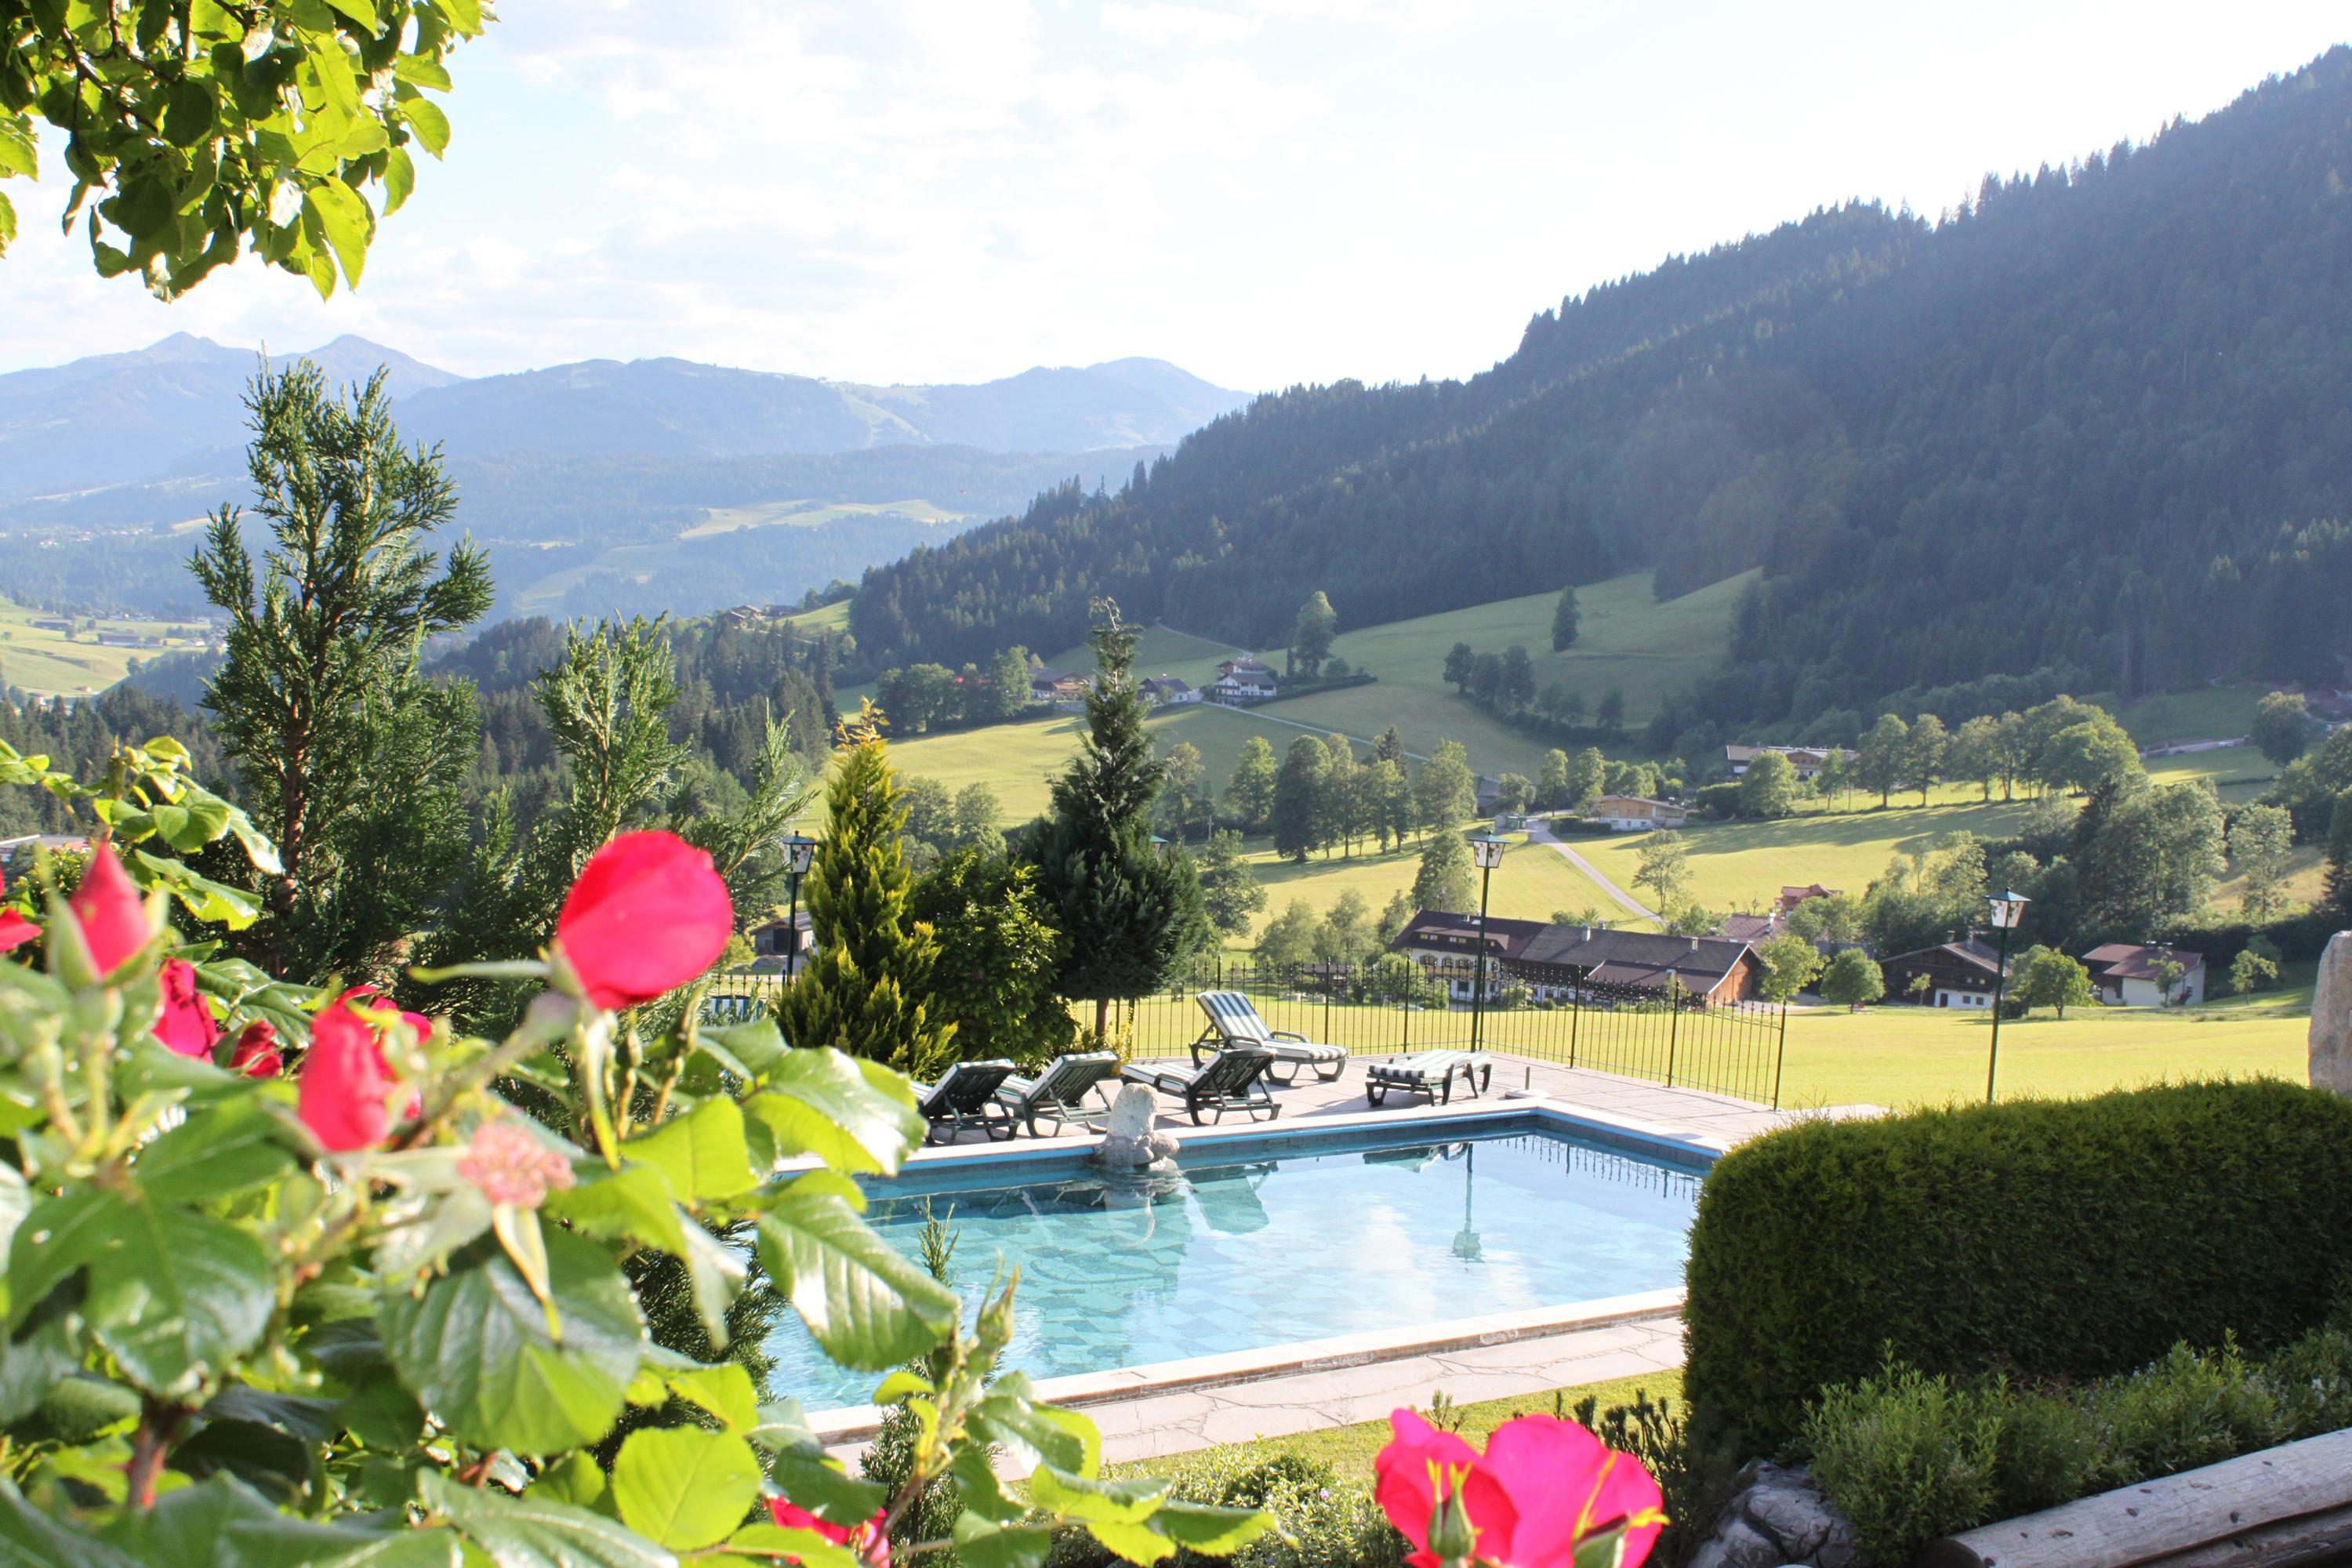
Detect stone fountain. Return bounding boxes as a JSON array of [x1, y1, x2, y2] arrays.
[[1091, 1083, 1179, 1171]]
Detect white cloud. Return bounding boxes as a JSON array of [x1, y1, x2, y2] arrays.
[[1100, 3, 1261, 48]]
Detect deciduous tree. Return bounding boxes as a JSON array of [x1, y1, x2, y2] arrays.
[[1754, 932, 1824, 1001], [1197, 829, 1266, 936], [2013, 945, 2095, 1018], [1904, 713, 1949, 805], [1818, 948, 1886, 1008], [910, 848, 1073, 1067], [1414, 739, 1478, 835], [2229, 802, 2295, 919], [1538, 749, 1570, 810], [2252, 690, 2314, 767], [1411, 829, 1475, 913], [1632, 829, 1691, 911], [1290, 590, 1339, 678], [1857, 713, 1909, 807], [1739, 750, 1798, 818], [1224, 734, 1279, 832], [1272, 735, 1327, 862]]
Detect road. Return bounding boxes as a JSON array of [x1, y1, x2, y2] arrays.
[[1525, 818, 1661, 925]]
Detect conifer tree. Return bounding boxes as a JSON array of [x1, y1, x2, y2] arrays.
[[775, 701, 954, 1077], [1373, 725, 1408, 767], [1552, 585, 1581, 651], [1034, 601, 1209, 1036]]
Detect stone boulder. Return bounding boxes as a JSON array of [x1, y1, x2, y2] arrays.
[[1091, 1083, 1179, 1170], [1686, 1462, 1861, 1568], [2312, 931, 2352, 1098]]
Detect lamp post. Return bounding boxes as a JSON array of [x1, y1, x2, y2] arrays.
[[1984, 890, 2030, 1103], [780, 831, 818, 982], [1468, 833, 1508, 1053]]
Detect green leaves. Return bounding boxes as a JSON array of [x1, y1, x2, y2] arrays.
[[8, 1189, 273, 1399], [378, 1229, 642, 1456], [611, 1425, 763, 1550], [419, 1472, 670, 1568], [625, 1097, 757, 1204], [135, 1098, 296, 1202], [746, 1047, 927, 1174], [754, 1178, 959, 1369], [302, 180, 372, 294]]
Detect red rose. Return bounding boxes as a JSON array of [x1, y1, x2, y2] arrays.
[[68, 848, 148, 975], [297, 999, 403, 1152], [0, 909, 35, 956], [337, 985, 434, 1047], [555, 831, 734, 1011], [230, 1020, 283, 1079], [767, 1497, 889, 1566], [152, 959, 220, 1061]]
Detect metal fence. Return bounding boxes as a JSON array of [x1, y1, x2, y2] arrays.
[[706, 952, 1791, 1108]]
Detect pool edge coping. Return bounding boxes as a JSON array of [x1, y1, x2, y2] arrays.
[[799, 1091, 1715, 1444]]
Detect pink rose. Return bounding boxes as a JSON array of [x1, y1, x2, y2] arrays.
[[556, 831, 735, 1011], [230, 1021, 283, 1079], [0, 909, 36, 956], [1374, 1410, 1665, 1568], [296, 999, 404, 1152], [152, 959, 220, 1061]]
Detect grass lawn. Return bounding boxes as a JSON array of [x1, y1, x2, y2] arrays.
[[1570, 794, 2039, 916], [1043, 624, 1251, 688], [1119, 1369, 1683, 1479], [1774, 978, 2312, 1110], [0, 600, 216, 699], [785, 600, 852, 632], [1248, 829, 1631, 931], [2144, 746, 2278, 804], [2111, 686, 2270, 748]]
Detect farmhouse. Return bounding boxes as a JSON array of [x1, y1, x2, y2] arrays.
[[2082, 943, 2205, 1007], [1029, 669, 1090, 706], [1207, 659, 1278, 702], [1386, 911, 1549, 1002], [1724, 744, 1853, 780], [1589, 794, 1690, 831], [1775, 883, 1838, 914], [1139, 675, 1198, 706], [1879, 939, 2008, 1008], [747, 911, 814, 968], [1503, 925, 1756, 1006], [1717, 912, 1778, 943]]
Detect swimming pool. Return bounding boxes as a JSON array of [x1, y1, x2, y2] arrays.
[[761, 1112, 1709, 1411]]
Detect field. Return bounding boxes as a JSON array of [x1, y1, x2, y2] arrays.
[[0, 600, 216, 699], [1043, 624, 1249, 688], [2111, 686, 2270, 748], [682, 497, 964, 539]]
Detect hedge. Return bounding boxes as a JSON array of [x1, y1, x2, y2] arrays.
[[1682, 1080, 2352, 1450]]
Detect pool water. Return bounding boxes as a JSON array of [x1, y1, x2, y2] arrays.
[[762, 1120, 1704, 1410]]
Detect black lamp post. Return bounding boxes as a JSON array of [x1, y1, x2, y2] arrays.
[[1468, 832, 1508, 1052], [1984, 889, 2030, 1103], [780, 831, 818, 982]]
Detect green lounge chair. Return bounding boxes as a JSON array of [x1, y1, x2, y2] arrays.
[[1365, 1050, 1492, 1108], [994, 1050, 1123, 1137], [1192, 989, 1348, 1084], [1123, 1046, 1282, 1126], [913, 1058, 1018, 1143]]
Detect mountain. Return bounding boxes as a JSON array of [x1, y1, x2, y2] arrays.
[[851, 48, 2352, 736], [0, 333, 460, 499], [0, 336, 1250, 501]]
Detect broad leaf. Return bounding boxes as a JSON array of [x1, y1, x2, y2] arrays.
[[102, 1472, 456, 1566], [546, 1163, 686, 1256], [968, 1386, 1097, 1475], [8, 1188, 271, 1398], [699, 1017, 787, 1081], [624, 1098, 756, 1205], [0, 1476, 141, 1567], [419, 1472, 673, 1568], [953, 1515, 1058, 1568], [676, 1214, 748, 1348], [1025, 1467, 1167, 1525], [722, 1525, 860, 1568], [527, 1451, 608, 1510], [745, 1049, 924, 1174], [136, 1098, 296, 1201], [612, 1425, 762, 1551], [754, 1183, 958, 1370], [664, 1362, 757, 1432], [378, 1229, 641, 1456]]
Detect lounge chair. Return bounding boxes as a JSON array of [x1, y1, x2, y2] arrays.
[[1191, 990, 1348, 1084], [1122, 1046, 1281, 1126], [913, 1058, 1018, 1143], [994, 1051, 1123, 1137], [1365, 1050, 1492, 1108]]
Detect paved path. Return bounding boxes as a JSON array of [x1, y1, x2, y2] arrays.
[[1526, 818, 1661, 924]]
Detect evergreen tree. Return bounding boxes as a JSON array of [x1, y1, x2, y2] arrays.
[[776, 702, 955, 1077], [2322, 789, 2352, 915], [1551, 585, 1581, 651], [1224, 735, 1279, 832], [1197, 829, 1267, 936], [1272, 735, 1327, 862], [1290, 590, 1339, 679], [1373, 725, 1409, 766], [1033, 601, 1209, 1036], [193, 361, 494, 985], [1411, 829, 1475, 913], [909, 848, 1073, 1067]]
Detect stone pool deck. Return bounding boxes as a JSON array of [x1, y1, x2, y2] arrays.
[[816, 1055, 1878, 1471]]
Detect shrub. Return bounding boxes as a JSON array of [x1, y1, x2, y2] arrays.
[[1802, 1365, 1999, 1568], [1683, 1080, 2352, 1449], [1053, 1453, 1404, 1568], [2094, 1338, 2284, 1479]]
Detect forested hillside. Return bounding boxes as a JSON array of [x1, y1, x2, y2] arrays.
[[852, 49, 2352, 735]]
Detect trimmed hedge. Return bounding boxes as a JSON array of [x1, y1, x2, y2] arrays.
[[1683, 1080, 2352, 1449]]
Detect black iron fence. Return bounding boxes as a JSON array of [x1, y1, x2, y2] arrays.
[[705, 951, 1791, 1107]]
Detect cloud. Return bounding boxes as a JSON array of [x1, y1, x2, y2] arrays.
[[1099, 3, 1261, 48]]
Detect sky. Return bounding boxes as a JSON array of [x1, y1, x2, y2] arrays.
[[2, 2, 2347, 391]]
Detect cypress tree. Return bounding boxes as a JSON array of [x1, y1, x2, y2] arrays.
[[1035, 601, 1209, 1038], [775, 701, 954, 1077]]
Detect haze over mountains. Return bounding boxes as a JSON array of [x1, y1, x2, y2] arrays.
[[855, 47, 2352, 735], [0, 336, 1247, 499]]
